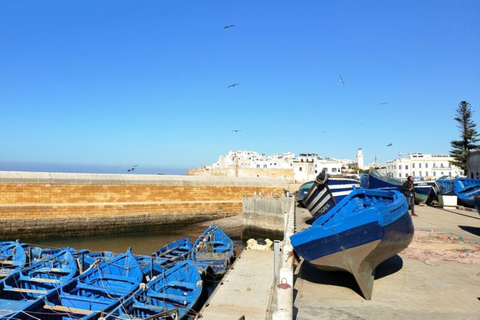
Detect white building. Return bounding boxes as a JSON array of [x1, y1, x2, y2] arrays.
[[385, 152, 463, 180], [292, 153, 353, 182]]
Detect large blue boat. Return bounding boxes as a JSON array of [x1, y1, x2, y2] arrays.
[[290, 188, 414, 300], [454, 177, 480, 207], [191, 225, 234, 277], [361, 168, 434, 204], [0, 248, 79, 318], [103, 260, 203, 320], [300, 172, 360, 219], [10, 249, 143, 319]]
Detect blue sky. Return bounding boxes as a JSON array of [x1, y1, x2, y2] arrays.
[[1, 1, 479, 174]]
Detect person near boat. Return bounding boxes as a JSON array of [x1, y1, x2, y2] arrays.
[[403, 176, 418, 217]]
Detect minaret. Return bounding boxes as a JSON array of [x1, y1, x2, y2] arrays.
[[356, 148, 365, 170]]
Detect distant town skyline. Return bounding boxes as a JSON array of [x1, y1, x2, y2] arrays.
[[1, 1, 479, 174]]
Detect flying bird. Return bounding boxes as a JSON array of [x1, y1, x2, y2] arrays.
[[227, 83, 239, 88], [127, 165, 138, 172], [223, 25, 235, 29], [232, 129, 241, 133], [380, 102, 388, 105], [339, 75, 345, 86], [387, 143, 392, 147]]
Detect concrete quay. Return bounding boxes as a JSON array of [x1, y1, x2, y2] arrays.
[[293, 205, 480, 320], [206, 201, 479, 320]]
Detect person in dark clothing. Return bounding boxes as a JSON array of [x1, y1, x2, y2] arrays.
[[402, 176, 418, 217]]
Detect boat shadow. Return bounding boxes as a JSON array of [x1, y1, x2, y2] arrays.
[[295, 254, 404, 298], [458, 225, 480, 237]]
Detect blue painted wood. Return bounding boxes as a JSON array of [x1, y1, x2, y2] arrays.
[[103, 260, 203, 320], [291, 188, 414, 299], [191, 225, 234, 276], [9, 249, 143, 320], [453, 177, 480, 207], [0, 241, 27, 280], [301, 173, 360, 219], [0, 248, 79, 318]]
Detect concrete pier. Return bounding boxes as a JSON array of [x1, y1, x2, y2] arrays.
[[205, 201, 479, 320], [293, 205, 480, 320], [200, 249, 274, 319]]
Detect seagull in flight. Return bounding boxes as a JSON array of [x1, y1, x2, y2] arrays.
[[380, 102, 388, 105], [127, 165, 138, 172], [232, 129, 241, 133], [386, 143, 392, 147], [339, 75, 345, 86], [223, 25, 235, 29], [227, 83, 239, 88]]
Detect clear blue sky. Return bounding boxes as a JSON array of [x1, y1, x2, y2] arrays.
[[1, 1, 479, 174]]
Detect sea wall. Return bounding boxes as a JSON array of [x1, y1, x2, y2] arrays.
[[242, 197, 291, 240], [0, 171, 288, 239]]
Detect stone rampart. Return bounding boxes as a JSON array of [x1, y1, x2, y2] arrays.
[[0, 171, 288, 239]]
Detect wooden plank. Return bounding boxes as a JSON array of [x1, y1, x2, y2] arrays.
[[7, 287, 47, 294], [44, 305, 94, 316], [29, 277, 61, 283], [0, 261, 15, 265]]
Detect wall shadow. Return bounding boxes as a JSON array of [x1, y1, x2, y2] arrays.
[[458, 225, 480, 237]]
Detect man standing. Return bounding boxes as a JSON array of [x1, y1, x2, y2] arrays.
[[402, 176, 418, 217]]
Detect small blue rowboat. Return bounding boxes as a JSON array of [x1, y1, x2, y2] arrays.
[[0, 241, 27, 280], [10, 249, 143, 319], [453, 177, 480, 207], [102, 260, 203, 320], [191, 225, 234, 276], [301, 172, 360, 219], [291, 188, 414, 300], [152, 237, 193, 268], [0, 248, 79, 318]]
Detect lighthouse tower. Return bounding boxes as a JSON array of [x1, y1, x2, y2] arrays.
[[356, 148, 365, 170]]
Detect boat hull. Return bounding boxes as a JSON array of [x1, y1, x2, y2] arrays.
[[291, 188, 414, 300], [305, 213, 413, 299], [454, 178, 480, 207]]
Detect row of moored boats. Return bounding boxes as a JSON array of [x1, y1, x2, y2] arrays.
[[0, 224, 234, 319]]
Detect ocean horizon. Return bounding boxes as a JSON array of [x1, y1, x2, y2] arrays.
[[0, 161, 187, 175]]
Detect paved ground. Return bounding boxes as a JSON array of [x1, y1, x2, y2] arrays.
[[293, 205, 480, 320], [200, 249, 274, 320]]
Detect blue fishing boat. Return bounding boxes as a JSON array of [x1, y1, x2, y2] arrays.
[[301, 172, 360, 219], [0, 241, 27, 280], [361, 168, 433, 204], [152, 237, 193, 268], [10, 249, 143, 319], [290, 188, 414, 300], [296, 180, 315, 205], [191, 225, 234, 276], [80, 250, 115, 272], [103, 260, 203, 320], [435, 178, 454, 195], [454, 177, 480, 207], [0, 248, 78, 318]]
